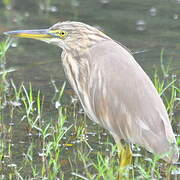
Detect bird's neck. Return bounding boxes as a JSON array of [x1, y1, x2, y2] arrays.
[[64, 31, 111, 53]]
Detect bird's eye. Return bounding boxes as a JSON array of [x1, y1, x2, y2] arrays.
[[59, 31, 66, 37]]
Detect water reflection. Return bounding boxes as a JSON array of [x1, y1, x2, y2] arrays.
[[71, 0, 80, 7], [176, 0, 180, 4], [136, 20, 146, 31], [149, 7, 157, 16], [99, 0, 111, 5], [173, 14, 178, 20]]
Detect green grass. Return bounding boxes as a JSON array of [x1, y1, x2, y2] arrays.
[[0, 39, 179, 179]]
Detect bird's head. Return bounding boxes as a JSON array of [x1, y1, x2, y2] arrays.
[[4, 21, 110, 51]]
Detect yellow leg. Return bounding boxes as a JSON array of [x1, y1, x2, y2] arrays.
[[119, 144, 132, 167], [116, 143, 132, 180]]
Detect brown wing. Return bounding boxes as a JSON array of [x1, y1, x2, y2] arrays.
[[86, 40, 178, 163]]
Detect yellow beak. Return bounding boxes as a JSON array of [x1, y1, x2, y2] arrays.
[[4, 29, 55, 39]]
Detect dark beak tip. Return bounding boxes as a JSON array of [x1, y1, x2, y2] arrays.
[[3, 30, 20, 36], [3, 31, 11, 36]]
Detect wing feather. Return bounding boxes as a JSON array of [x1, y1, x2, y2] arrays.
[[86, 40, 178, 163]]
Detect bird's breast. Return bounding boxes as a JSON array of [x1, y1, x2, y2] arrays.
[[62, 52, 99, 124]]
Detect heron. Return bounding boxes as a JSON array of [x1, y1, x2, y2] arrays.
[[4, 21, 179, 167]]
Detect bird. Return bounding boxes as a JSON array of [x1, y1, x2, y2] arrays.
[[4, 21, 179, 166]]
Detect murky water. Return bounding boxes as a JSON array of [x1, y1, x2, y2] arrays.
[[1, 0, 180, 87], [0, 0, 179, 179]]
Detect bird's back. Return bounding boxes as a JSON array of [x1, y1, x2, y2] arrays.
[[85, 40, 179, 163]]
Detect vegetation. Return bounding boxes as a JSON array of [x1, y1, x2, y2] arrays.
[[0, 39, 179, 179]]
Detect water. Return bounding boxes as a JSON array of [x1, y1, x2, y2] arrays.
[[0, 0, 179, 179], [1, 0, 180, 87]]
